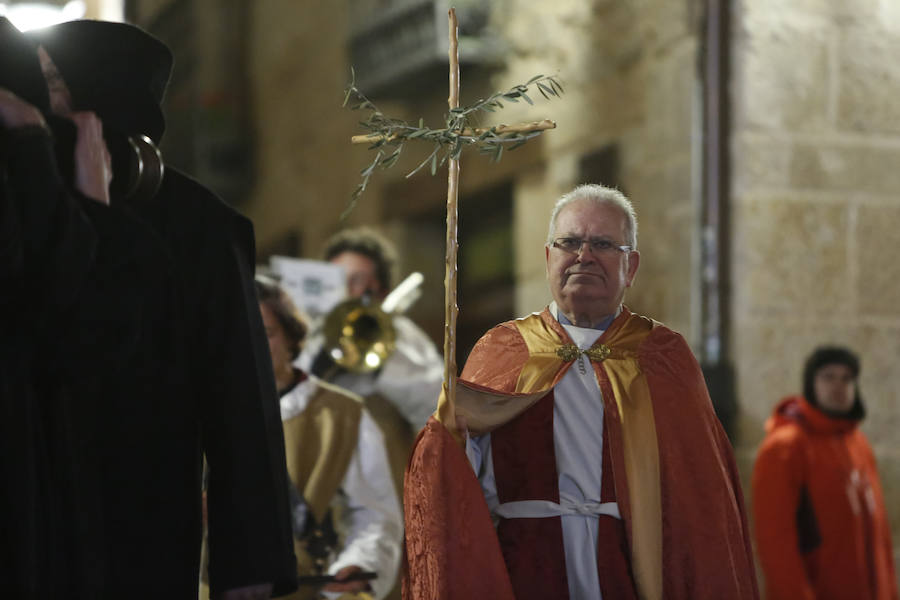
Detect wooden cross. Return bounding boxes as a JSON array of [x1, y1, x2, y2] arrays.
[[349, 8, 559, 425]]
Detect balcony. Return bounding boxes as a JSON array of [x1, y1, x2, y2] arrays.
[[348, 0, 503, 97]]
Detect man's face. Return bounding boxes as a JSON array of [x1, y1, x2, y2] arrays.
[[813, 363, 856, 414], [545, 199, 640, 325], [330, 251, 384, 300], [259, 302, 293, 374]]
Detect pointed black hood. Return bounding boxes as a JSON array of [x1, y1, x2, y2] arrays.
[[26, 19, 173, 143], [0, 17, 50, 113]]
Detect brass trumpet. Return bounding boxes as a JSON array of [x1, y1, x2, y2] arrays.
[[321, 272, 423, 373], [321, 298, 396, 373]]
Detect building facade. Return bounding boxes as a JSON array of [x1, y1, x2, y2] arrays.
[[131, 0, 900, 582]]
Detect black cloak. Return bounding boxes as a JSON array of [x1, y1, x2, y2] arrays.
[[2, 18, 296, 598]]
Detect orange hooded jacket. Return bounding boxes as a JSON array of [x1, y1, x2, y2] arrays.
[[752, 395, 898, 600]]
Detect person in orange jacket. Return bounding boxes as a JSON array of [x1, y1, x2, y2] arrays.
[[752, 346, 898, 600]]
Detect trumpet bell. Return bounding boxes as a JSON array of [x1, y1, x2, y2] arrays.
[[322, 298, 397, 373]]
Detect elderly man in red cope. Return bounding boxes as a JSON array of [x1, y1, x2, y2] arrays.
[[403, 184, 758, 600]]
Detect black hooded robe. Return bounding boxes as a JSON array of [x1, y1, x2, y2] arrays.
[[1, 17, 103, 596], [1, 18, 296, 598]]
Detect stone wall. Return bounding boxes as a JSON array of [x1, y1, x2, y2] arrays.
[[244, 0, 364, 253], [129, 0, 177, 23], [240, 0, 708, 352], [490, 0, 705, 342], [731, 0, 900, 575], [132, 0, 900, 583]]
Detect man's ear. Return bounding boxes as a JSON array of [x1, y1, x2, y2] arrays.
[[545, 244, 551, 278], [625, 250, 640, 287]]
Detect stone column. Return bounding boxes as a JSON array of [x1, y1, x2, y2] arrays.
[[730, 0, 900, 572]]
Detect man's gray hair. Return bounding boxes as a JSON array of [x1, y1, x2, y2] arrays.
[[546, 184, 638, 249]]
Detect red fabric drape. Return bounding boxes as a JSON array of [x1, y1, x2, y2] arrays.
[[402, 419, 514, 600]]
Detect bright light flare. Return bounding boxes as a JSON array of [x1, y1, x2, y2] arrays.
[[1, 1, 86, 31], [364, 352, 382, 369]]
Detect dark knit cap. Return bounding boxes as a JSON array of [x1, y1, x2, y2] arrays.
[[802, 345, 865, 420], [26, 19, 173, 143], [0, 17, 49, 113]]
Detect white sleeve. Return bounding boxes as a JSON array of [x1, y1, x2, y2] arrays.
[[374, 315, 443, 430], [467, 433, 499, 527], [326, 408, 403, 600]]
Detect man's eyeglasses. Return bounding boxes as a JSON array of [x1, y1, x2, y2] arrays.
[[550, 237, 633, 255]]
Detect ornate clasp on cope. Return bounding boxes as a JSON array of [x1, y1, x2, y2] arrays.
[[556, 343, 611, 363]]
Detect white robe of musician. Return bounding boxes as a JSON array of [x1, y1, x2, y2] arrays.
[[299, 314, 443, 430], [280, 377, 403, 600]]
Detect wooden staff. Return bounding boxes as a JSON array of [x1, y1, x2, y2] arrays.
[[442, 7, 460, 420], [345, 9, 560, 434]]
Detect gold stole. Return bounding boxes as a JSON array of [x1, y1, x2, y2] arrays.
[[281, 379, 362, 594], [515, 313, 663, 600]]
